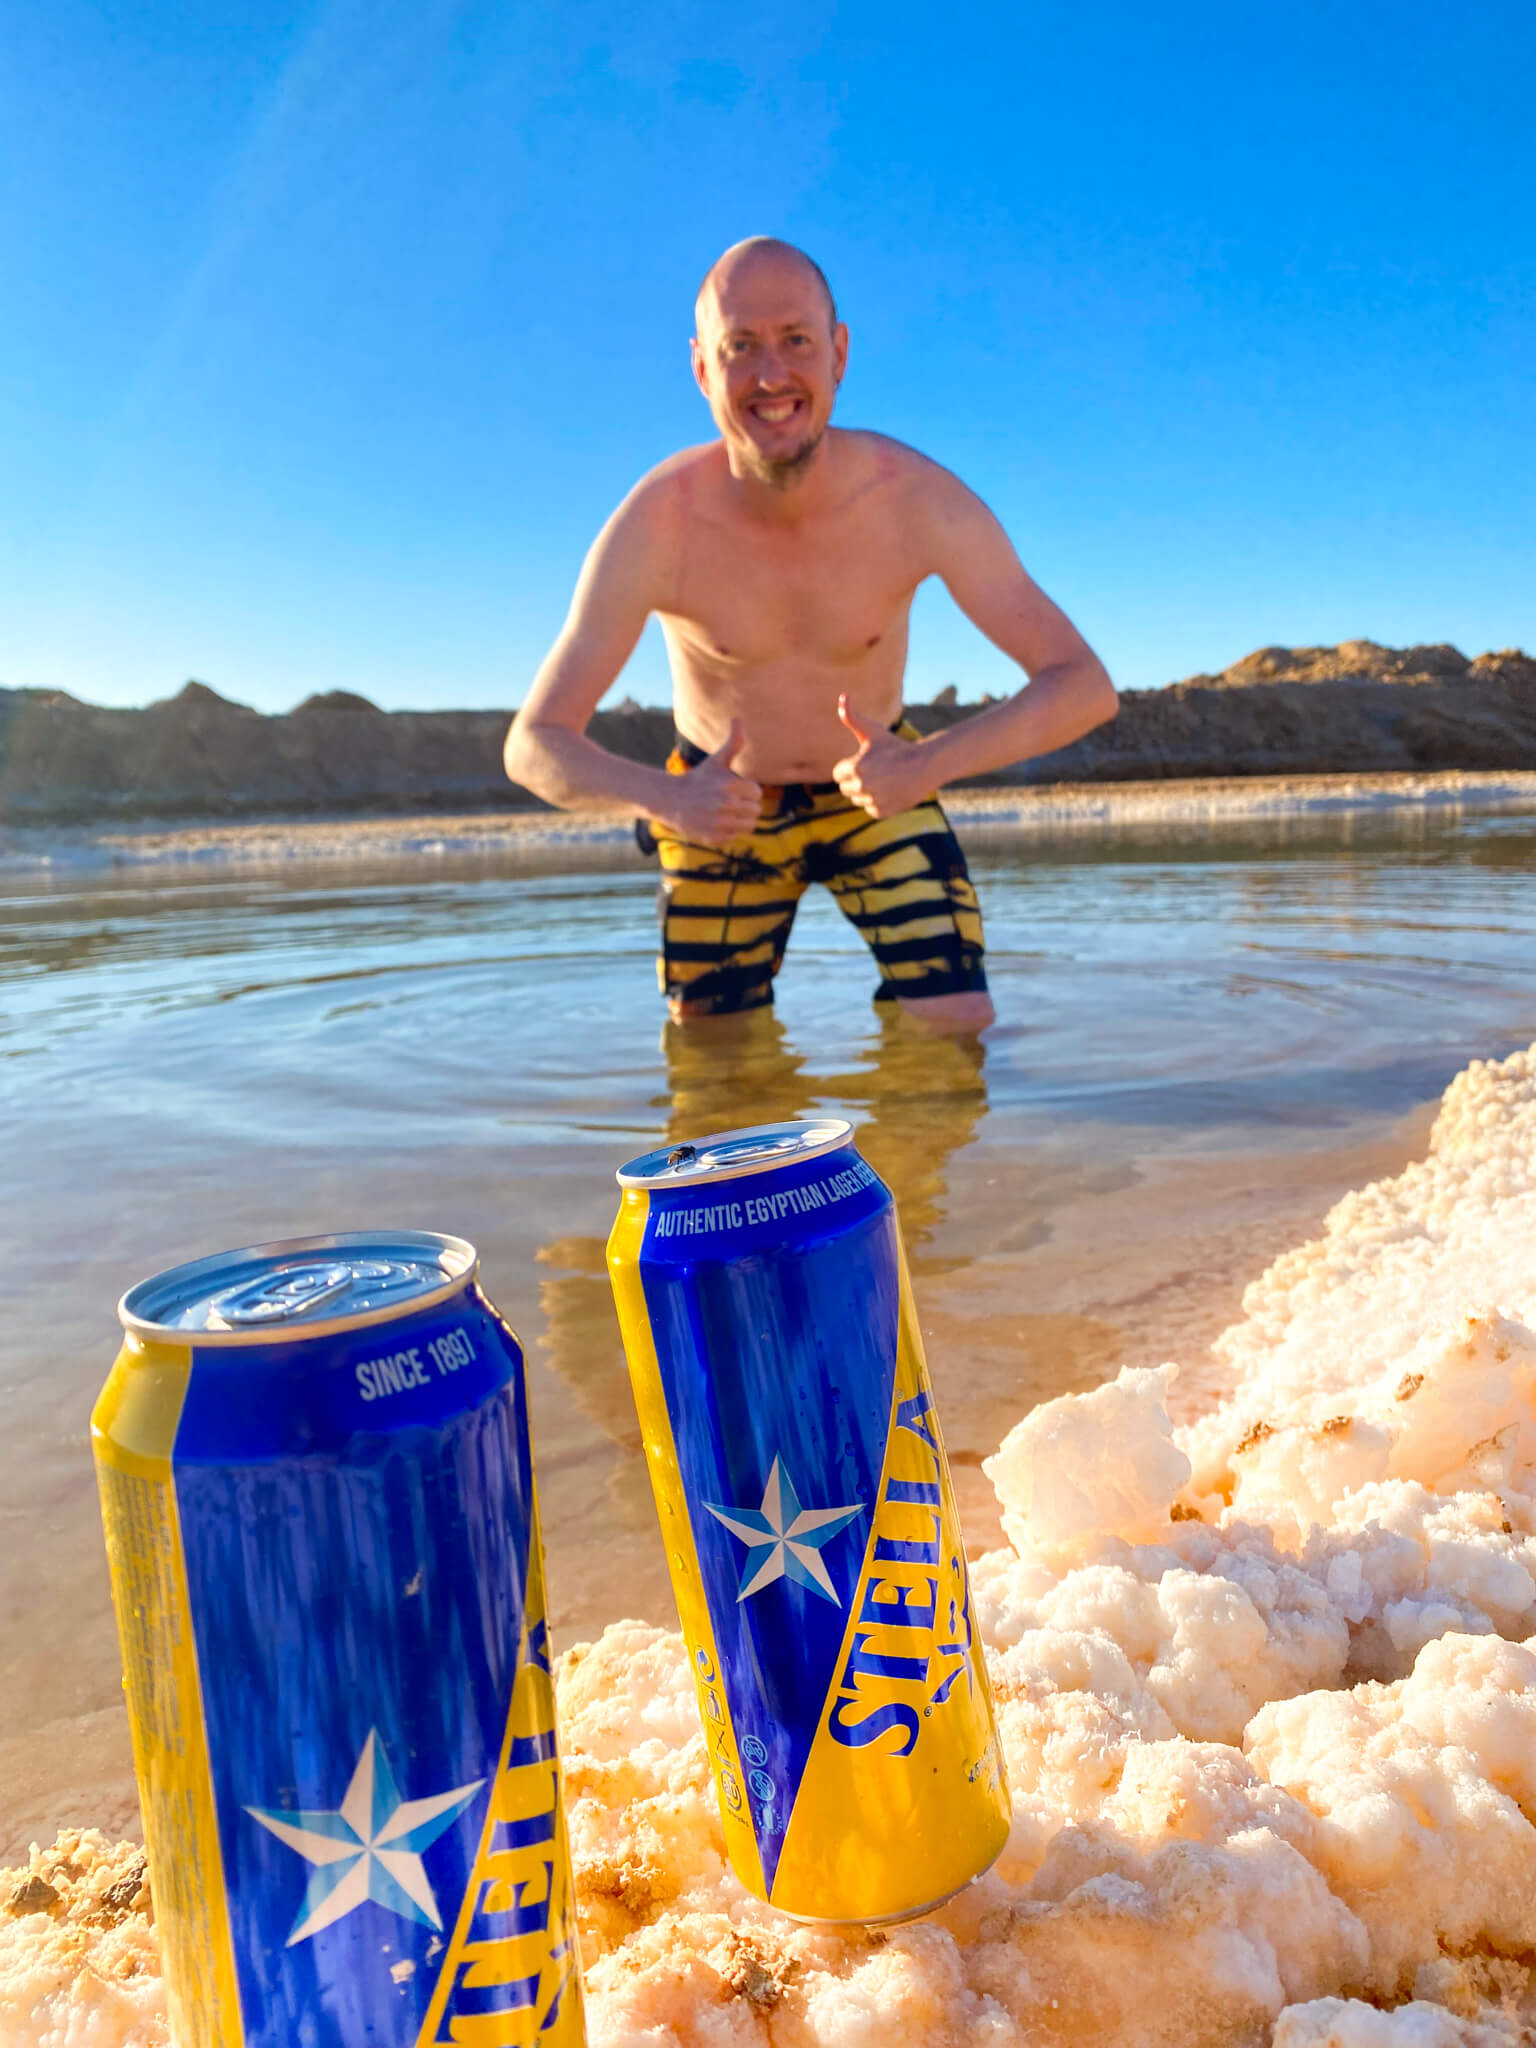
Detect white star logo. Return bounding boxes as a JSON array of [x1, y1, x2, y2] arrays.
[[704, 1456, 863, 1605], [247, 1729, 483, 1945]]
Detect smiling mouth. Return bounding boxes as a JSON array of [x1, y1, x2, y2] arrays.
[[748, 397, 805, 426]]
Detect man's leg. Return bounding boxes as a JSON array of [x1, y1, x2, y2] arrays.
[[653, 830, 805, 1025], [816, 797, 993, 1033], [892, 988, 996, 1033]]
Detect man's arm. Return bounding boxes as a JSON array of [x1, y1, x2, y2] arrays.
[[505, 483, 764, 845], [504, 487, 671, 813], [833, 466, 1117, 816]]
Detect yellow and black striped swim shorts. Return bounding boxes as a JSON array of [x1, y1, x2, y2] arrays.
[[641, 724, 987, 1015]]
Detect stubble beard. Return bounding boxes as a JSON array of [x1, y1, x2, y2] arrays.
[[743, 422, 827, 491]]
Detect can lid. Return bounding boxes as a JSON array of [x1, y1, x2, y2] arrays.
[[118, 1231, 477, 1344], [616, 1118, 854, 1189]]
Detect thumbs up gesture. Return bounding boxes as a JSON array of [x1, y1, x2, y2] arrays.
[[659, 718, 763, 848], [833, 697, 936, 819]]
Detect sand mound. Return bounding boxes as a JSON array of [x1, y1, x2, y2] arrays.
[[6, 1044, 1536, 2043]]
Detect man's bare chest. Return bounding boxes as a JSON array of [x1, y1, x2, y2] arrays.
[[667, 516, 919, 670]]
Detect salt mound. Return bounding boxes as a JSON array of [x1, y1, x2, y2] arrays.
[[1184, 1044, 1536, 1506], [6, 1043, 1536, 2043]]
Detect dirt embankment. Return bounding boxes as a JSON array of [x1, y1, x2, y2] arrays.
[[3, 640, 1533, 825]]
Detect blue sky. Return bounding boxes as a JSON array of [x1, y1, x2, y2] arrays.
[[3, 0, 1532, 713]]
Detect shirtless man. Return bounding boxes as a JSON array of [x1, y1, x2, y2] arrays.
[[505, 237, 1117, 1030]]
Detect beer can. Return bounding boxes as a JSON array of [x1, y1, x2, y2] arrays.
[[91, 1231, 585, 2048], [607, 1120, 1009, 1924]]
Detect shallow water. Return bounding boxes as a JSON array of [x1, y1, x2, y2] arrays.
[[2, 805, 1535, 1855]]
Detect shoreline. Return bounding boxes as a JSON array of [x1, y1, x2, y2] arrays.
[[5, 768, 1536, 873]]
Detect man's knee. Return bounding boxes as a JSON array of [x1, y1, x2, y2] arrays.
[[667, 993, 774, 1025], [667, 996, 720, 1024], [892, 989, 995, 1034]]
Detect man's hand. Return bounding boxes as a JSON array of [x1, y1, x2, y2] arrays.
[[656, 718, 763, 847], [833, 697, 939, 819]]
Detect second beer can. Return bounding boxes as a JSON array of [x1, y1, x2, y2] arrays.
[[607, 1120, 1009, 1924], [92, 1231, 585, 2048]]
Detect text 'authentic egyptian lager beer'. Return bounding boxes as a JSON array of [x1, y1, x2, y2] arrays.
[[607, 1121, 1008, 1924], [92, 1232, 585, 2048]]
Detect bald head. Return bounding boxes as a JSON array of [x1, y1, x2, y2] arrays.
[[690, 237, 847, 489], [695, 237, 837, 337]]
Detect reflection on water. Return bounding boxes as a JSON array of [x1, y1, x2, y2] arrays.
[[657, 1009, 989, 1267], [534, 1011, 991, 1452]]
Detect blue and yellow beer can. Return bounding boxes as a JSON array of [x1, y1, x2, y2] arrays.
[[607, 1121, 1009, 1924], [91, 1231, 585, 2047]]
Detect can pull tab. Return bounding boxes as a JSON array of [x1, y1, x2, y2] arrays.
[[208, 1261, 356, 1327], [663, 1134, 803, 1176], [204, 1257, 439, 1329]]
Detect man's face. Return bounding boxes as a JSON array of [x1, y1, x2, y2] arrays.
[[692, 253, 848, 486]]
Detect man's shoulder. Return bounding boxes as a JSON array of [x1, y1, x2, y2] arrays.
[[618, 443, 725, 518], [594, 446, 722, 575], [836, 426, 932, 469], [833, 429, 966, 503]]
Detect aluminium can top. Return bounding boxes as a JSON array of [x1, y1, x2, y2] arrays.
[[616, 1118, 855, 1190], [118, 1230, 478, 1346]]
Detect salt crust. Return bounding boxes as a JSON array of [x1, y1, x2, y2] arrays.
[[0, 1833, 161, 2045], [4, 773, 1535, 873], [6, 1045, 1536, 2044]]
